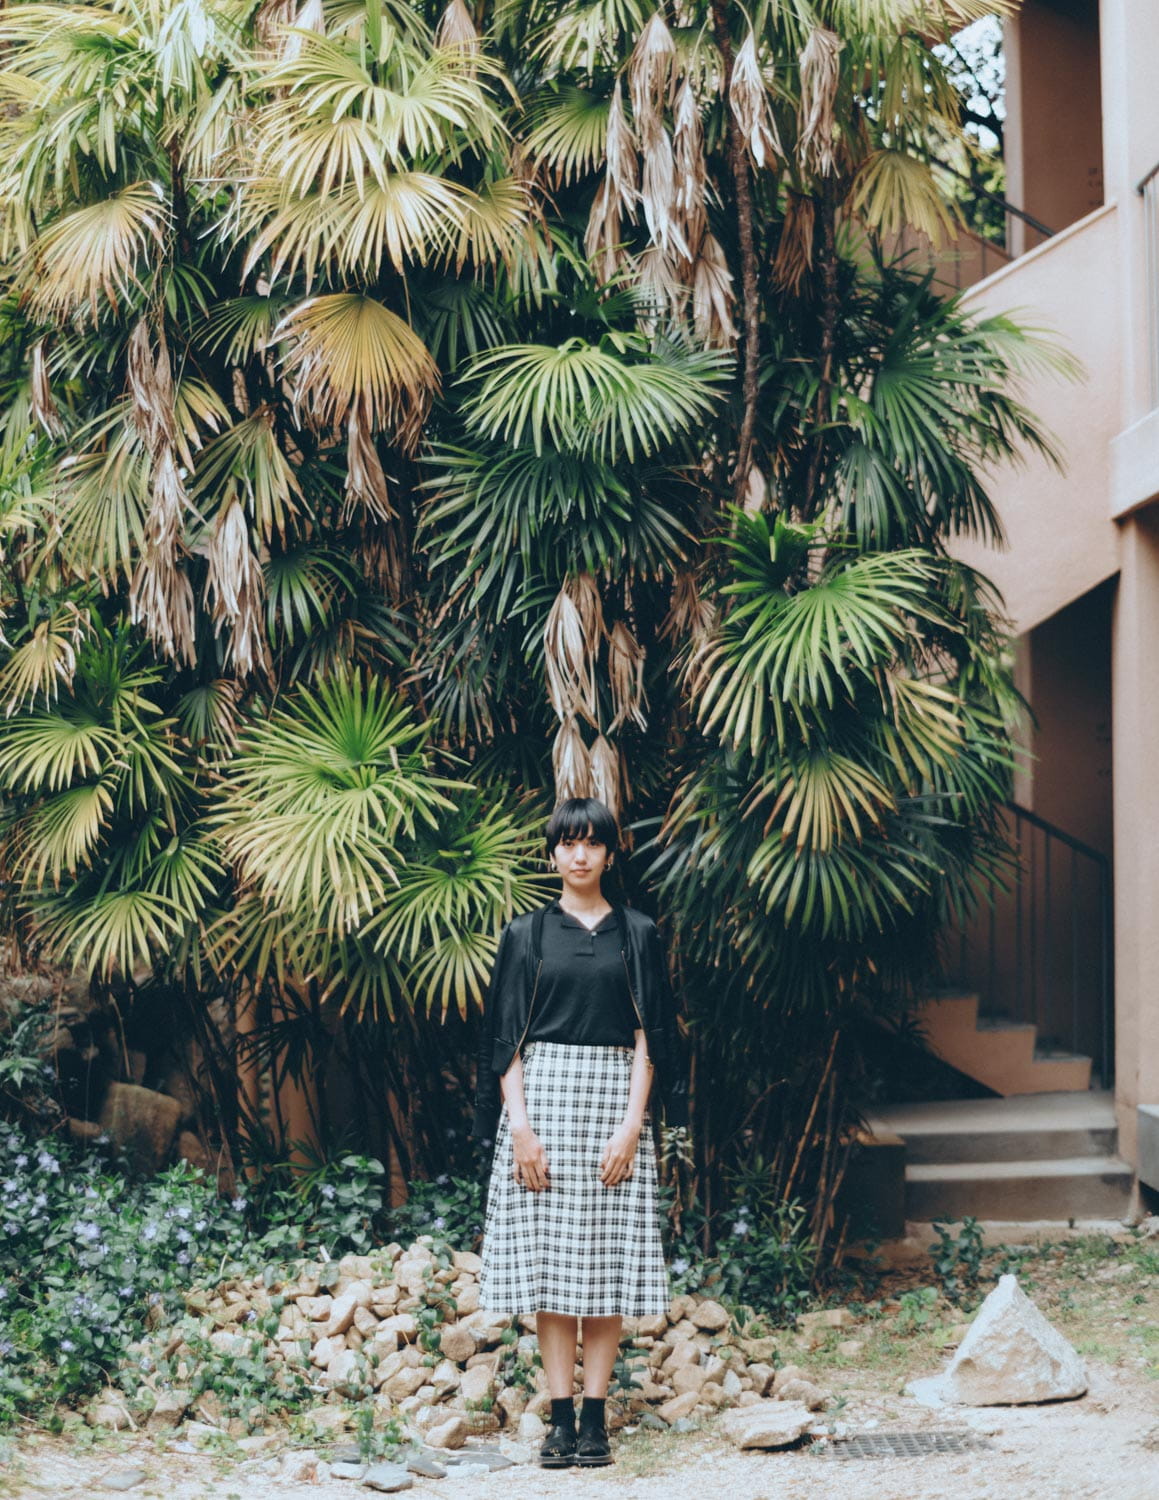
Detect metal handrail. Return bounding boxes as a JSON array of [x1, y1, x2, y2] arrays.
[[946, 800, 1114, 1089], [1135, 159, 1159, 196], [930, 155, 1058, 242], [1004, 800, 1109, 868]]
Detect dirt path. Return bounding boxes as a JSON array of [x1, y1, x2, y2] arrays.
[[5, 1360, 1157, 1500]]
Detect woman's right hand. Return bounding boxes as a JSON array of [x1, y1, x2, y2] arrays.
[[510, 1123, 550, 1191]]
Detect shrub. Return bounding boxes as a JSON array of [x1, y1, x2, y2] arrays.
[[388, 1173, 485, 1251], [661, 1163, 817, 1325], [0, 1118, 248, 1424]]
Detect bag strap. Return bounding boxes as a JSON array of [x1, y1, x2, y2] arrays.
[[531, 903, 548, 961]]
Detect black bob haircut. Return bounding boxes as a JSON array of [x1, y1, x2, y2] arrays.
[[545, 797, 620, 858]]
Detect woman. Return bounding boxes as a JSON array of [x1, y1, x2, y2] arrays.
[[473, 796, 687, 1469]]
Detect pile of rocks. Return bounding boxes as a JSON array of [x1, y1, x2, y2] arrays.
[[101, 1237, 836, 1455]]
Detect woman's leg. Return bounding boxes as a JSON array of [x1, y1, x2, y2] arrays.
[[537, 1311, 579, 1398], [578, 1314, 622, 1397]]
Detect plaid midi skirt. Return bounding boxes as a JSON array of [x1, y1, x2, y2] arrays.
[[478, 1041, 670, 1317]]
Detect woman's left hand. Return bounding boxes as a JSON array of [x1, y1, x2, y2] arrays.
[[599, 1121, 641, 1187]]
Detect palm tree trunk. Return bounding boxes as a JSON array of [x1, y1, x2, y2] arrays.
[[803, 188, 840, 517], [710, 2, 761, 504]]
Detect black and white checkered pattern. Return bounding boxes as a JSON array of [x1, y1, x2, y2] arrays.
[[478, 1041, 671, 1317]]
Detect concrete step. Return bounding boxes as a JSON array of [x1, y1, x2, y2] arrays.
[[870, 1091, 1119, 1165], [905, 1155, 1134, 1221]]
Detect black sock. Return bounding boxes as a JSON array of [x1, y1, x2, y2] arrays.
[[551, 1396, 576, 1430], [579, 1396, 606, 1433]]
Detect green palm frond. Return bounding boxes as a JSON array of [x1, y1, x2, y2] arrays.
[[31, 887, 186, 980], [192, 412, 302, 542], [699, 522, 948, 756], [0, 712, 121, 793], [200, 295, 290, 364], [9, 780, 113, 884], [460, 335, 729, 460], [258, 28, 504, 164], [525, 87, 609, 184], [850, 150, 957, 245], [213, 671, 461, 937]]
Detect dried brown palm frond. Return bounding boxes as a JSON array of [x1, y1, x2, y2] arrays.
[[798, 28, 844, 177], [629, 12, 677, 151], [632, 242, 687, 331], [585, 177, 625, 284], [691, 231, 737, 347], [588, 732, 621, 819], [356, 523, 406, 602], [641, 128, 689, 260], [435, 0, 479, 55], [130, 542, 197, 667], [254, 0, 296, 49], [126, 318, 178, 453], [29, 341, 63, 439], [607, 619, 648, 731], [606, 80, 639, 215], [773, 189, 816, 292], [672, 79, 706, 257], [544, 579, 602, 726], [343, 397, 396, 525], [570, 571, 606, 652], [206, 500, 269, 677], [277, 0, 324, 59], [730, 31, 780, 170], [544, 586, 589, 722], [552, 712, 592, 801], [659, 566, 715, 649]]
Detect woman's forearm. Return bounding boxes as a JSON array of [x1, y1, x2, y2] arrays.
[[500, 1052, 531, 1132], [623, 1029, 653, 1132]]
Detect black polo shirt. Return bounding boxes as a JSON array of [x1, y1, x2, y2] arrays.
[[524, 899, 640, 1047]]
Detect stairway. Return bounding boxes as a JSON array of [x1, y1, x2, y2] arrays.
[[914, 991, 1092, 1096], [869, 1091, 1133, 1221]]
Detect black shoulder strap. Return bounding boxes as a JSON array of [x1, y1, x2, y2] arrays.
[[531, 903, 548, 961]]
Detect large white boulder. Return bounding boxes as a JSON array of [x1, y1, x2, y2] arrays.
[[912, 1274, 1087, 1406]]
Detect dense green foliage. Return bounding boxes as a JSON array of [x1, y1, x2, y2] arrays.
[[0, 0, 1059, 1249]]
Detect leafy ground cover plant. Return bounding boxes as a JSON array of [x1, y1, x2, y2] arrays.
[[0, 1115, 398, 1428]]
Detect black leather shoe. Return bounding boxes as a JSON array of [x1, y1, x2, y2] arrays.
[[538, 1421, 577, 1468], [575, 1425, 613, 1467]]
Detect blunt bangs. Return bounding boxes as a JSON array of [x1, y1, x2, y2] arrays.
[[545, 797, 620, 856]]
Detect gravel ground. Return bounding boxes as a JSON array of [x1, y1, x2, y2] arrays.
[[5, 1361, 1158, 1500]]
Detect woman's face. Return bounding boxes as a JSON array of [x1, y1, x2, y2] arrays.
[[551, 827, 611, 893]]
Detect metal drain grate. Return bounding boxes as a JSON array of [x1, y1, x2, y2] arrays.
[[811, 1430, 994, 1460]]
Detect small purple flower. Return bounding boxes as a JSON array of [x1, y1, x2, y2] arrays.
[[60, 1339, 75, 1353], [176, 1251, 191, 1266], [231, 1197, 247, 1213], [432, 1216, 446, 1231]]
